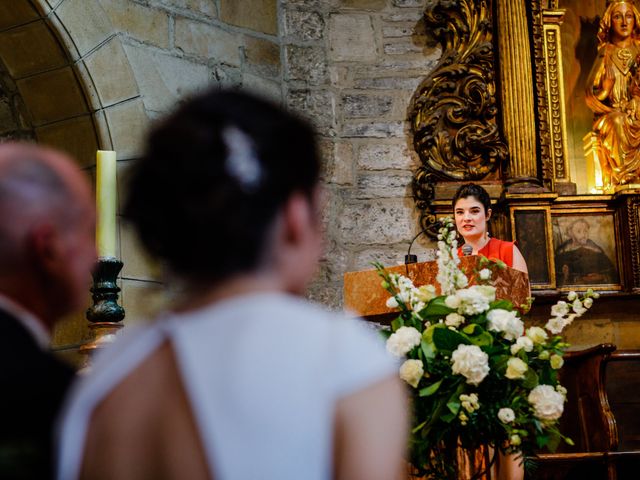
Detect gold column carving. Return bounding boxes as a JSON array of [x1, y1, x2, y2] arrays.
[[496, 0, 539, 186], [410, 0, 507, 237], [543, 10, 574, 194]]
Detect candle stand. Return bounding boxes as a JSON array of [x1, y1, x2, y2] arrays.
[[79, 257, 125, 362]]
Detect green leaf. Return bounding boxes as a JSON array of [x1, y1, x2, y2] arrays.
[[469, 332, 493, 347], [447, 399, 461, 415], [547, 430, 561, 452], [421, 339, 436, 359], [461, 324, 494, 347], [419, 379, 443, 397], [390, 316, 404, 331], [490, 299, 514, 311], [462, 324, 481, 335], [492, 354, 511, 373], [433, 328, 471, 352], [411, 419, 427, 434], [536, 433, 549, 448], [440, 412, 457, 423], [419, 296, 455, 318], [521, 368, 539, 389]]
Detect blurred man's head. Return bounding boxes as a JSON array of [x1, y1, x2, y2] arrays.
[[0, 143, 96, 329]]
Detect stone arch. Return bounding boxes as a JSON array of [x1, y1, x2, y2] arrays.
[[0, 0, 147, 168], [0, 1, 150, 353]]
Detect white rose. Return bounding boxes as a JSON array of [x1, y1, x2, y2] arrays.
[[567, 291, 577, 301], [479, 268, 491, 280], [550, 354, 564, 369], [451, 344, 490, 386], [505, 357, 528, 380], [550, 301, 569, 317], [445, 313, 465, 328], [455, 286, 495, 316], [455, 272, 469, 289], [399, 359, 424, 388], [386, 326, 422, 357], [415, 284, 437, 303], [528, 385, 565, 421], [510, 434, 521, 446], [526, 326, 548, 344], [498, 407, 515, 423], [583, 297, 593, 309], [545, 316, 567, 335], [386, 296, 399, 309], [572, 298, 587, 317], [510, 336, 534, 355], [445, 295, 460, 309], [487, 309, 524, 341]]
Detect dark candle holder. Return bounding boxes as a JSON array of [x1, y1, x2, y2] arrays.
[[79, 257, 125, 359]]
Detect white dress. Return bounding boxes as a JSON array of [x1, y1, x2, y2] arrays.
[[56, 292, 397, 480]]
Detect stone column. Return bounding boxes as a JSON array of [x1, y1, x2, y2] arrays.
[[496, 0, 540, 186]]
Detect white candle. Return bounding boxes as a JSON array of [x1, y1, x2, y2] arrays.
[[96, 150, 117, 258]]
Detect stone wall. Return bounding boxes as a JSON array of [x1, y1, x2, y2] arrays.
[[281, 0, 440, 308], [92, 0, 285, 324]]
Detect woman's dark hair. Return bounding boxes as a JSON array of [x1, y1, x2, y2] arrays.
[[123, 89, 320, 283], [452, 183, 491, 214]]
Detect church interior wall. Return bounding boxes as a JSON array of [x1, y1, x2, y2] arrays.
[[3, 0, 638, 356]]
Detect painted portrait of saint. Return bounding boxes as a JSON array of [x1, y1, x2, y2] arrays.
[[553, 216, 618, 286]]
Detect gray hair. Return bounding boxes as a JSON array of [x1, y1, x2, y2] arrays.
[[0, 155, 76, 269]]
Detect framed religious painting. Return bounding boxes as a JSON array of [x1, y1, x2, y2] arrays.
[[551, 208, 623, 291], [510, 206, 556, 290]]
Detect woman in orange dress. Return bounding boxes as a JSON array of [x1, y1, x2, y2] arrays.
[[453, 183, 528, 480], [453, 183, 528, 274]]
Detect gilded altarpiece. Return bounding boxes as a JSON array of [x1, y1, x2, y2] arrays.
[[411, 0, 640, 294]]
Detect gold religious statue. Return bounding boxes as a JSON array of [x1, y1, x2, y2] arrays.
[[586, 0, 640, 190]]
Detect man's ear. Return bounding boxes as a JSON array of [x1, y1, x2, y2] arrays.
[[28, 223, 61, 274]]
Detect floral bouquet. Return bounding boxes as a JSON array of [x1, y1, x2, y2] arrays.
[[376, 218, 598, 479]]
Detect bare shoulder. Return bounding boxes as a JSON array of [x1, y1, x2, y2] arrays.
[[80, 341, 210, 480], [512, 244, 528, 274]]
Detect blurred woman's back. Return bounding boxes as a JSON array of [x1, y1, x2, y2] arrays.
[[56, 90, 408, 480]]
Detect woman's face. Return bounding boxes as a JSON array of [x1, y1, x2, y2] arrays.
[[454, 196, 490, 241], [611, 3, 635, 42]]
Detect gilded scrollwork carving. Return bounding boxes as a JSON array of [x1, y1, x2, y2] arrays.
[[530, 0, 553, 188], [410, 0, 507, 236]]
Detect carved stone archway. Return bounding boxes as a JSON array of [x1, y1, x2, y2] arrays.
[[0, 0, 149, 355]]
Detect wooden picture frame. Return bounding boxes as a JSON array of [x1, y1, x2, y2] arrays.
[[551, 208, 622, 291], [510, 206, 555, 290]]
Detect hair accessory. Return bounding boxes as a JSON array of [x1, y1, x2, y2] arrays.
[[222, 126, 263, 192]]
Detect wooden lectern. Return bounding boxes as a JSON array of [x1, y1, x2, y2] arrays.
[[343, 256, 530, 322]]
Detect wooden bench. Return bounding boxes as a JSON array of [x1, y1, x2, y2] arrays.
[[527, 345, 640, 479]]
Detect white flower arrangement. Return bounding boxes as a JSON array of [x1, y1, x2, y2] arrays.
[[451, 344, 490, 386], [528, 385, 565, 422], [386, 326, 421, 357], [487, 308, 524, 341], [374, 218, 595, 478], [400, 359, 425, 388], [498, 407, 515, 423]]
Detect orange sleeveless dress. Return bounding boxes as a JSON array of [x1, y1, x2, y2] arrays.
[[458, 237, 514, 267]]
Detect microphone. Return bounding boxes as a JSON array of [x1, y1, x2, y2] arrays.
[[405, 230, 424, 266], [462, 244, 473, 256]]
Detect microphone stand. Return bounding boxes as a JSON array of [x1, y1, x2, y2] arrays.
[[405, 229, 425, 275]]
